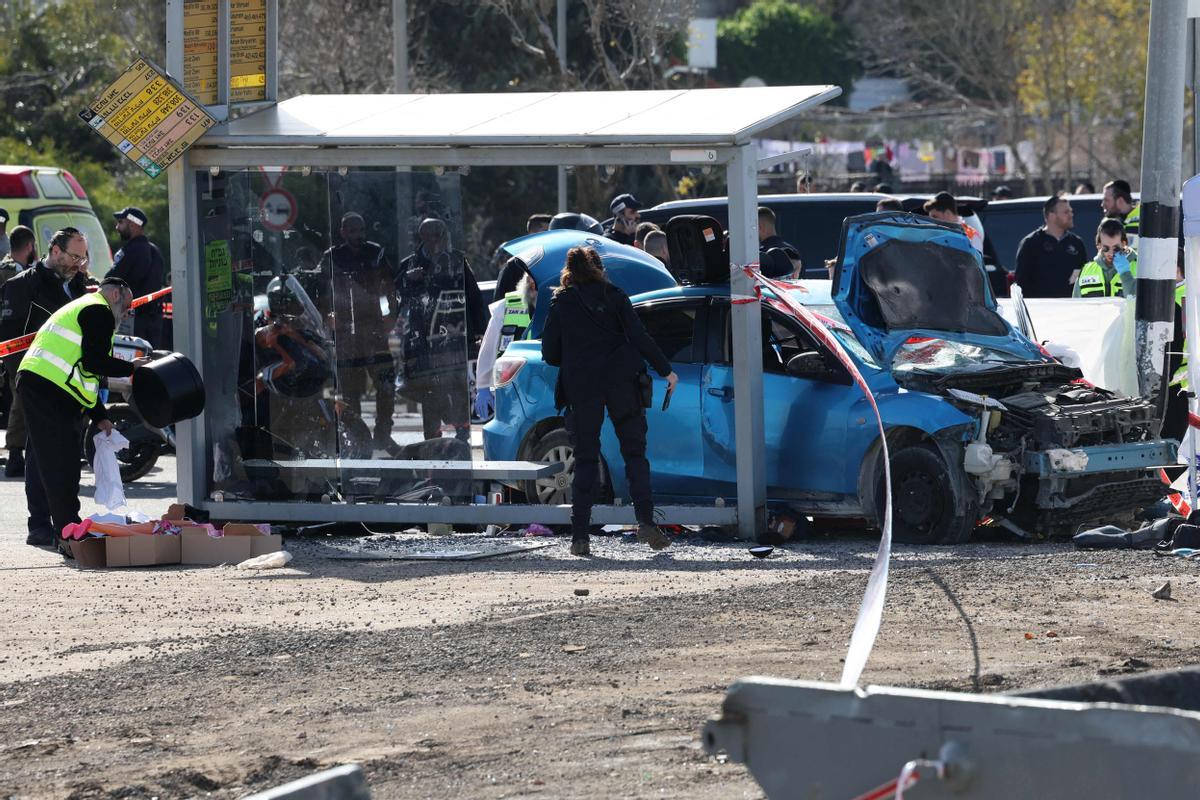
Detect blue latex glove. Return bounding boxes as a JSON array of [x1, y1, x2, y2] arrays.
[[473, 387, 494, 419], [1113, 251, 1132, 276]]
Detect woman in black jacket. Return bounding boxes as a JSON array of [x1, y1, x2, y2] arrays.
[[541, 246, 678, 556]]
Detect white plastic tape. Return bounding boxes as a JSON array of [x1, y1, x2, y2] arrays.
[[748, 268, 892, 687]]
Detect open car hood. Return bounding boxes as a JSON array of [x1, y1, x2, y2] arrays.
[[499, 229, 676, 337], [831, 212, 1048, 367]]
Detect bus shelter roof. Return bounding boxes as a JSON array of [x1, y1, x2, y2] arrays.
[[201, 85, 842, 149]]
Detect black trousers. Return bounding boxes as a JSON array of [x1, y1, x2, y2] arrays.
[[17, 375, 85, 539], [565, 379, 654, 532]]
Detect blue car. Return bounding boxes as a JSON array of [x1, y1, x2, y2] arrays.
[[484, 213, 1175, 543]]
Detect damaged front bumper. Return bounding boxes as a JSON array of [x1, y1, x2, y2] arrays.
[[1022, 440, 1179, 478]]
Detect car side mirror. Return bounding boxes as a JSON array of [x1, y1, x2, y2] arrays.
[[786, 351, 828, 378]]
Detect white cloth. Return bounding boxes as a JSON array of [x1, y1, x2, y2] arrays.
[[475, 299, 506, 390], [92, 429, 131, 512]]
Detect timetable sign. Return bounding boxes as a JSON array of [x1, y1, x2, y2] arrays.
[[79, 58, 217, 178]]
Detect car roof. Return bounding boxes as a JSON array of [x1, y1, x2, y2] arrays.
[[647, 191, 985, 211]]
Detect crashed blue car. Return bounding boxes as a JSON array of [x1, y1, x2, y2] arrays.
[[483, 213, 1176, 543]]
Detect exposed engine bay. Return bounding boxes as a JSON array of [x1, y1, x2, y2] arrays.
[[899, 360, 1175, 537]]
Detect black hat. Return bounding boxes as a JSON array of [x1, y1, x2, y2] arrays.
[[0, 208, 8, 224], [609, 193, 641, 215], [113, 206, 147, 227]]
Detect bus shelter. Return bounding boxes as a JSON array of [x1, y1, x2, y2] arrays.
[[167, 85, 841, 540]]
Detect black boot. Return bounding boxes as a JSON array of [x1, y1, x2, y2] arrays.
[[5, 449, 24, 478], [570, 531, 590, 556]]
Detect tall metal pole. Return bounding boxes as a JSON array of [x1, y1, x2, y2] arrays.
[[393, 0, 409, 93], [727, 145, 767, 541], [1135, 0, 1188, 424], [556, 0, 568, 212]]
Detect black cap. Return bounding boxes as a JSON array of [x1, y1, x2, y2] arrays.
[[113, 206, 147, 227], [609, 193, 641, 215], [0, 208, 8, 224]]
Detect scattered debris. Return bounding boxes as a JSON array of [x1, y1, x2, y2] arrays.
[[330, 541, 554, 561], [562, 644, 587, 653], [574, 588, 590, 597], [1152, 581, 1173, 601], [749, 546, 774, 559], [1098, 657, 1152, 675], [237, 551, 293, 570]]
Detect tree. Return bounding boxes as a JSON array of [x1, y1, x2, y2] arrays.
[[717, 0, 860, 96], [0, 0, 170, 258], [1017, 0, 1148, 182]]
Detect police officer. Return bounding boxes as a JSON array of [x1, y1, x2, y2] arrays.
[[396, 217, 487, 441], [605, 193, 641, 246], [475, 273, 537, 419], [18, 278, 142, 556], [541, 246, 678, 556], [1073, 218, 1136, 298], [316, 213, 400, 454], [0, 228, 91, 545], [0, 225, 36, 477], [110, 207, 165, 346]]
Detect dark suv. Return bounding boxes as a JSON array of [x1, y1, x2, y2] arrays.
[[640, 193, 986, 279]]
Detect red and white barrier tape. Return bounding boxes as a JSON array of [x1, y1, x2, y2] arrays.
[[0, 287, 172, 358], [742, 266, 893, 687]]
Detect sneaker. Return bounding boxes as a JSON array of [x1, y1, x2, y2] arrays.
[[570, 534, 590, 556], [25, 528, 54, 548], [636, 523, 670, 551], [4, 449, 24, 478]]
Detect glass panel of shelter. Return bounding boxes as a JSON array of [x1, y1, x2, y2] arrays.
[[197, 167, 476, 505]]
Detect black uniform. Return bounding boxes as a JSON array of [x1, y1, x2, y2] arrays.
[[604, 226, 635, 246], [109, 234, 165, 345], [0, 262, 89, 541], [315, 241, 397, 448], [1014, 228, 1087, 298], [395, 247, 487, 440], [541, 281, 672, 532], [18, 304, 133, 547]]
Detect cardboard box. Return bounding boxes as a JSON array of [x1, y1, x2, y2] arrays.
[[69, 535, 181, 568], [180, 523, 282, 566]]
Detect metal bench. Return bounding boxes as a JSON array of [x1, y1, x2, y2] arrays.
[[242, 458, 562, 482]]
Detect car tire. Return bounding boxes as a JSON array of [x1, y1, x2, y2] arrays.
[[879, 443, 975, 545], [523, 428, 610, 505]]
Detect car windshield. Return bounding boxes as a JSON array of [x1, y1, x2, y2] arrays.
[[892, 337, 1035, 375], [806, 303, 879, 370]]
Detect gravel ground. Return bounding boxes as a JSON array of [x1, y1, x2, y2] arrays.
[[2, 457, 1200, 798]]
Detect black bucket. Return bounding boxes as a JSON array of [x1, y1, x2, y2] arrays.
[[131, 352, 206, 428]]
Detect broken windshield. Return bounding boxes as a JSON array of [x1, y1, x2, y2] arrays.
[[892, 337, 1036, 375]]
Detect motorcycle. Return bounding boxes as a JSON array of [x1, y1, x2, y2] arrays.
[[81, 334, 175, 483]]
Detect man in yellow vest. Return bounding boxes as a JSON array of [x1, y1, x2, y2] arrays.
[[1073, 218, 1137, 297], [17, 278, 143, 554]]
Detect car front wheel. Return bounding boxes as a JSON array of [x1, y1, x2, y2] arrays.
[[878, 443, 975, 545]]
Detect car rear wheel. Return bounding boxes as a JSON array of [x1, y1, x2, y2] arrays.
[[878, 443, 975, 545], [523, 428, 610, 505]]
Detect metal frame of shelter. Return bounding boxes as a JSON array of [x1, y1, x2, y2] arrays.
[[162, 34, 840, 538]]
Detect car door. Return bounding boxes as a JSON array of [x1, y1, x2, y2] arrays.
[[599, 297, 706, 498], [701, 299, 852, 499]]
